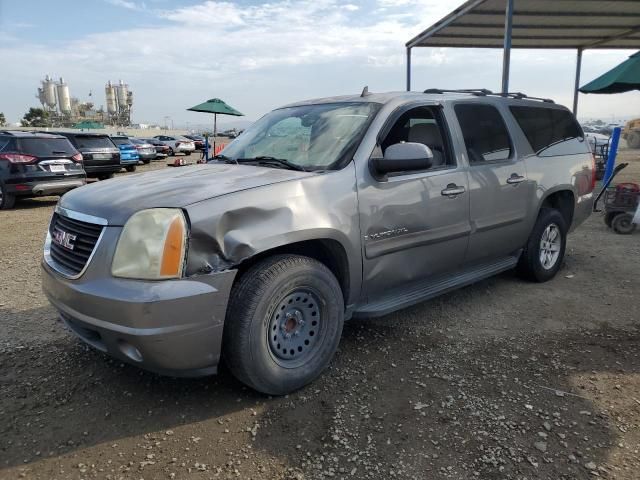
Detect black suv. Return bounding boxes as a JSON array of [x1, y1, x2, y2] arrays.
[[51, 132, 121, 180], [0, 131, 86, 210]]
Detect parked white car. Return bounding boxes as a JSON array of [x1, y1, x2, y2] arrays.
[[152, 135, 196, 156]]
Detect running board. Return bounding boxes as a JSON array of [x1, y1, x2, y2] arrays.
[[353, 255, 519, 318]]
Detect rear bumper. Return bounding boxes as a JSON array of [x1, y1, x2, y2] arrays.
[[137, 152, 156, 160], [7, 178, 85, 196], [119, 158, 139, 165], [84, 164, 122, 175], [42, 261, 237, 376], [570, 192, 595, 232]]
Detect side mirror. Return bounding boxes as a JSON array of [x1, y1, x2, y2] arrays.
[[372, 142, 433, 176]]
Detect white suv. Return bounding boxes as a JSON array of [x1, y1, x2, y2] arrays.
[[152, 135, 196, 156]]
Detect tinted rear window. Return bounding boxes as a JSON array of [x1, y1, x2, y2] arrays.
[[454, 104, 512, 163], [509, 106, 585, 156], [71, 135, 115, 149], [111, 137, 132, 146], [16, 138, 76, 156]]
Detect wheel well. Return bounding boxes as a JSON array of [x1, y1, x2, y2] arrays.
[[235, 239, 350, 301], [541, 190, 575, 226]]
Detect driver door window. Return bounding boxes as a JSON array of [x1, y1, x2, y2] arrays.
[[381, 106, 453, 170]]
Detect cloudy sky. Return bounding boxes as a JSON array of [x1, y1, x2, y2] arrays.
[[0, 0, 637, 127]]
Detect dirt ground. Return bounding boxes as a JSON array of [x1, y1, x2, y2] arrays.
[[1, 151, 639, 480]]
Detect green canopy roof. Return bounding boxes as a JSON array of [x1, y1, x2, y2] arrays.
[[72, 120, 104, 129], [580, 51, 640, 94], [187, 98, 244, 116]]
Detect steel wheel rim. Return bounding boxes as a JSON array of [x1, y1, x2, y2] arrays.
[[267, 289, 323, 368], [539, 223, 561, 270]]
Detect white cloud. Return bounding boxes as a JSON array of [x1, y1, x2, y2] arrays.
[[0, 0, 636, 124], [105, 0, 145, 11]]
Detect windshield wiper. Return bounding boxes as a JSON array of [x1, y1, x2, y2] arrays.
[[236, 156, 307, 172], [211, 153, 238, 165]]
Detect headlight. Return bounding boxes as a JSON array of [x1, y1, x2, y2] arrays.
[[112, 209, 187, 280]]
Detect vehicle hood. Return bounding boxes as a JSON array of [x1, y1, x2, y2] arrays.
[[59, 163, 316, 225]]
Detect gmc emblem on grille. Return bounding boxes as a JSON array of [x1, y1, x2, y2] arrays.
[[53, 228, 77, 250]]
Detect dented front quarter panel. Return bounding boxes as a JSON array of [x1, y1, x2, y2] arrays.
[[183, 164, 363, 306]]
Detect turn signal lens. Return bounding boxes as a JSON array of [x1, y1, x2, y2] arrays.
[[160, 215, 186, 277], [72, 153, 83, 162]]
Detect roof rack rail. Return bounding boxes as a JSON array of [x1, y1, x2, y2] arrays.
[[498, 92, 555, 103], [423, 88, 555, 104], [424, 88, 493, 96]]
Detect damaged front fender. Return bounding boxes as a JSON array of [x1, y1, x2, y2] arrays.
[[183, 165, 363, 306]]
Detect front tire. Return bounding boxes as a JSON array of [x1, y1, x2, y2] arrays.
[[518, 208, 567, 282], [224, 254, 344, 395]]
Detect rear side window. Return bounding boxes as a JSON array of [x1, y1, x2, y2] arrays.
[[16, 138, 77, 156], [0, 136, 10, 152], [510, 106, 585, 157], [71, 135, 116, 149], [454, 104, 512, 164]]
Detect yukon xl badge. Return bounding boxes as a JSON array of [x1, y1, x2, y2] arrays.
[[53, 228, 77, 250], [364, 227, 409, 241]]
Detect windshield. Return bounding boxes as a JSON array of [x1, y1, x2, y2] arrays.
[[217, 102, 380, 170]]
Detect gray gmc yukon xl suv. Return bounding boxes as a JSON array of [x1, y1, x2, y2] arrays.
[[42, 90, 595, 395]]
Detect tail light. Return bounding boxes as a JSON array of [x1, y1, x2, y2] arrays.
[[72, 153, 83, 163], [0, 153, 37, 164], [590, 153, 597, 192]]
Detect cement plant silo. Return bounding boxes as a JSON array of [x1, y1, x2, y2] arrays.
[[56, 77, 72, 114], [115, 80, 128, 109], [105, 81, 117, 115], [36, 87, 46, 107], [42, 75, 57, 110]]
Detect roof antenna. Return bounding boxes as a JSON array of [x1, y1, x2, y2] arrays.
[[360, 86, 370, 97]]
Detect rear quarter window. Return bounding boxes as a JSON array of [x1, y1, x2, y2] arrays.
[[509, 106, 587, 157], [0, 136, 11, 152]]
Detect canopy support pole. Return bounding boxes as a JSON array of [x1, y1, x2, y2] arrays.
[[213, 113, 217, 155], [406, 47, 412, 91], [573, 48, 583, 115], [501, 0, 514, 93]]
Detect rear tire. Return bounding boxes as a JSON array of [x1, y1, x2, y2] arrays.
[[517, 208, 567, 282], [184, 151, 191, 156], [125, 165, 136, 173], [97, 173, 114, 180], [168, 148, 175, 156], [0, 183, 16, 210], [611, 213, 636, 234], [224, 254, 344, 395], [143, 159, 151, 164], [627, 132, 640, 149]]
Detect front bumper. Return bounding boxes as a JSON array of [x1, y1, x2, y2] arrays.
[[42, 259, 237, 376]]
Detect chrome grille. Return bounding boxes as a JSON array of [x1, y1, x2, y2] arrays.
[[48, 212, 104, 276]]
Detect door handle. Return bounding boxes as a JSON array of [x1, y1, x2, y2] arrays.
[[507, 173, 525, 185], [441, 184, 465, 197]]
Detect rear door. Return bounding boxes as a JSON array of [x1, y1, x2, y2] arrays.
[[452, 102, 531, 264]]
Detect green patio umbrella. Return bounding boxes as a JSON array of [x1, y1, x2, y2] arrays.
[[187, 98, 244, 155], [580, 51, 640, 94], [72, 120, 104, 129]]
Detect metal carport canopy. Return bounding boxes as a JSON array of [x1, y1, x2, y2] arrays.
[[405, 0, 640, 114]]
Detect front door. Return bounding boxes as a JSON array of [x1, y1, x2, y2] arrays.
[[452, 102, 531, 264], [357, 105, 471, 302]]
